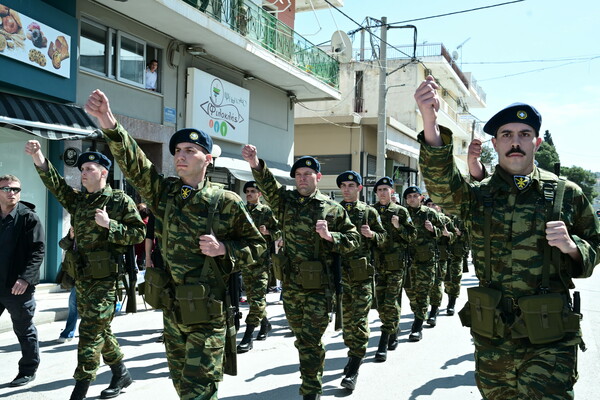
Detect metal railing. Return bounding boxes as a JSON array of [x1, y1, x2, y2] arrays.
[[183, 0, 339, 88]]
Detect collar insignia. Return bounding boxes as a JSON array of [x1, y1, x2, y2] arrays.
[[514, 175, 531, 190], [181, 185, 193, 199], [298, 196, 306, 204], [344, 202, 354, 211], [378, 204, 387, 213]]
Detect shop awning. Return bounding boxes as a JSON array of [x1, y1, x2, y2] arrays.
[[214, 155, 296, 186], [0, 92, 102, 140]]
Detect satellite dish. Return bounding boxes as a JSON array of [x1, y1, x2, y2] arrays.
[[331, 30, 352, 63], [452, 50, 459, 61]]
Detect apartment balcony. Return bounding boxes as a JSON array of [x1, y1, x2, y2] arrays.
[[96, 0, 340, 101], [296, 0, 344, 12]]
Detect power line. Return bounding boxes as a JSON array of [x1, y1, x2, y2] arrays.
[[479, 56, 600, 81], [388, 0, 525, 25], [464, 55, 600, 65]]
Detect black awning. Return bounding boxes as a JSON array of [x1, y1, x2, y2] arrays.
[[0, 92, 102, 140]]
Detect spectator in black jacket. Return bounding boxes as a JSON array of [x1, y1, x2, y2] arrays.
[[0, 174, 45, 387]]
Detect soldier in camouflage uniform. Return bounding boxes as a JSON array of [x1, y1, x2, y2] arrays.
[[371, 177, 416, 360], [335, 171, 386, 390], [237, 181, 281, 353], [26, 142, 146, 400], [84, 90, 265, 400], [402, 186, 446, 342], [424, 198, 455, 327], [416, 76, 600, 399], [242, 146, 359, 400], [445, 213, 470, 316]]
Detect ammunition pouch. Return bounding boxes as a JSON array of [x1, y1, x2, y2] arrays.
[[460, 286, 504, 339], [61, 250, 80, 279], [175, 284, 224, 325], [383, 253, 403, 271], [348, 257, 373, 282], [144, 267, 173, 310], [83, 250, 118, 279], [271, 253, 288, 281], [518, 293, 580, 344], [413, 245, 433, 262], [298, 261, 325, 289]]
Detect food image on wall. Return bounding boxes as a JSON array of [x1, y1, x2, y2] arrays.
[[0, 4, 25, 51], [48, 35, 68, 69], [26, 22, 47, 48]]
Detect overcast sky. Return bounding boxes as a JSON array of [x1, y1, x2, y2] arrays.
[[295, 0, 599, 172]]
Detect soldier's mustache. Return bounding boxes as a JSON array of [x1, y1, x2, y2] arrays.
[[506, 147, 526, 157]]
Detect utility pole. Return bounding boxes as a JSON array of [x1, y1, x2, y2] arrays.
[[376, 16, 387, 179]]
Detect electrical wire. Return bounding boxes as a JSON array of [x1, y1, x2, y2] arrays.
[[479, 56, 600, 82]]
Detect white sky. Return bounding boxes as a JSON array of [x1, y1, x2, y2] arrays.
[[295, 0, 599, 172]]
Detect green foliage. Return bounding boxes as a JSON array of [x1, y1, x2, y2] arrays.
[[543, 130, 554, 146], [562, 166, 599, 200], [535, 141, 560, 171], [480, 142, 496, 167]]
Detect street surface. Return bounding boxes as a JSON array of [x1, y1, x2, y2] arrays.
[[1, 268, 598, 399]]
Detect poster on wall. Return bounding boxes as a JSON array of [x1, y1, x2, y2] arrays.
[[0, 3, 71, 78], [186, 68, 250, 145]]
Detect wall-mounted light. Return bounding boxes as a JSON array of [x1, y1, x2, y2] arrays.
[[187, 45, 207, 56]]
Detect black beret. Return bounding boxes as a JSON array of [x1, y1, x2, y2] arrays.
[[243, 181, 259, 192], [169, 128, 213, 155], [77, 151, 112, 171], [483, 103, 542, 136], [402, 186, 422, 198], [374, 176, 393, 191], [336, 170, 362, 187], [290, 156, 320, 177], [424, 197, 434, 205]]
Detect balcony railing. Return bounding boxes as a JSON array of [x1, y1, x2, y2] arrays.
[[183, 0, 339, 88]]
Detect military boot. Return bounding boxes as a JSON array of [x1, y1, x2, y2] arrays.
[[409, 318, 424, 342], [237, 324, 256, 353], [447, 296, 457, 316], [340, 356, 362, 390], [70, 380, 91, 400], [427, 306, 439, 327], [388, 328, 399, 350], [303, 394, 321, 400], [100, 361, 132, 398], [256, 317, 272, 341], [374, 332, 389, 362]]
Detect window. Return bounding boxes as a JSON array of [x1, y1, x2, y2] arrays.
[[80, 18, 162, 91]]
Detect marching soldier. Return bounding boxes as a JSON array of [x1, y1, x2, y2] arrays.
[[84, 89, 265, 400], [371, 177, 416, 360], [242, 146, 359, 400], [335, 171, 386, 390], [445, 214, 470, 315], [25, 143, 145, 400], [403, 186, 446, 342], [237, 181, 281, 353]]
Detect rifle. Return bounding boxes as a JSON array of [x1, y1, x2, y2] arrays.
[[462, 254, 469, 273], [121, 245, 138, 313], [404, 251, 412, 289], [331, 253, 343, 331], [229, 271, 243, 332]]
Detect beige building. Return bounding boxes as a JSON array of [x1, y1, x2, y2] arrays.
[[295, 43, 487, 201]]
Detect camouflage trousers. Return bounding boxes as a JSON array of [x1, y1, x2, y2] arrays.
[[474, 335, 579, 399], [404, 260, 436, 320], [444, 254, 464, 298], [241, 260, 269, 326], [282, 280, 330, 396], [162, 310, 226, 400], [429, 258, 449, 307], [341, 271, 373, 359], [375, 269, 404, 334], [74, 278, 123, 381]]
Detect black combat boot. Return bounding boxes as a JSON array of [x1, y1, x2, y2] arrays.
[[100, 361, 132, 398], [374, 332, 389, 362], [237, 324, 256, 353], [387, 328, 399, 350], [303, 394, 320, 400], [340, 356, 362, 390], [70, 380, 91, 400], [447, 296, 457, 316], [427, 306, 439, 327], [409, 318, 424, 342], [256, 317, 272, 341]]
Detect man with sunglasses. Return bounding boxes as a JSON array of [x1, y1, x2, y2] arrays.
[[0, 174, 45, 388]]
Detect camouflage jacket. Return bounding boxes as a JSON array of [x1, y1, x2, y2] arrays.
[[418, 127, 600, 299], [36, 161, 145, 257], [372, 202, 416, 258], [407, 204, 445, 257], [339, 200, 387, 263], [246, 202, 281, 245], [252, 161, 359, 267], [449, 214, 470, 257], [102, 123, 266, 287]]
